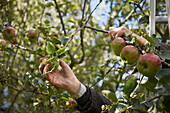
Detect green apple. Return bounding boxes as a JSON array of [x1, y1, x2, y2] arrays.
[[137, 53, 161, 77], [0, 39, 7, 48], [112, 37, 126, 56], [27, 30, 38, 42], [66, 100, 78, 108], [3, 26, 15, 40], [120, 45, 140, 64]]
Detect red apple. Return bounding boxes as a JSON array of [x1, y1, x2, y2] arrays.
[[112, 37, 126, 56], [0, 39, 7, 48], [3, 26, 15, 40], [137, 53, 161, 77], [27, 30, 38, 42], [120, 45, 140, 64]]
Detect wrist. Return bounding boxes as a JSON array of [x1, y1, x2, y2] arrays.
[[68, 79, 81, 95], [74, 83, 87, 98]]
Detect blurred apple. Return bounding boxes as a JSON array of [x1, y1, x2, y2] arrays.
[[27, 30, 38, 42], [3, 26, 15, 40], [0, 39, 7, 48], [66, 100, 78, 108], [10, 37, 18, 44]]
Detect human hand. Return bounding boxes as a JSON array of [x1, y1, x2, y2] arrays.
[[109, 26, 147, 46], [39, 59, 81, 95]]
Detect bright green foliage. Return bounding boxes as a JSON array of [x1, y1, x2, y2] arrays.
[[0, 0, 170, 113]]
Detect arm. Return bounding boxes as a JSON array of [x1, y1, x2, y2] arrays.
[[39, 59, 112, 113], [109, 26, 148, 47]]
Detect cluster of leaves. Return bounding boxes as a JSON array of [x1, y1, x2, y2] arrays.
[[0, 0, 170, 113]]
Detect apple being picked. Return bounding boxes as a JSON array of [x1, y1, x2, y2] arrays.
[[120, 45, 140, 64], [27, 30, 38, 42], [137, 53, 161, 77], [112, 37, 126, 56], [3, 26, 15, 40]]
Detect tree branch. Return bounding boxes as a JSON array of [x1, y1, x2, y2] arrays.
[[84, 25, 109, 33], [90, 64, 115, 88], [53, 0, 67, 36]]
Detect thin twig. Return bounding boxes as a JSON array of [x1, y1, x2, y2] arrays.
[[64, 25, 86, 47], [127, 95, 162, 110], [7, 84, 49, 96], [16, 45, 43, 57], [8, 90, 21, 112], [140, 95, 162, 104], [53, 0, 67, 36], [90, 64, 115, 88], [85, 0, 102, 24], [84, 25, 109, 33]]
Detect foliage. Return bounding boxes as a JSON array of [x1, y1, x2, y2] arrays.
[[0, 0, 170, 113]]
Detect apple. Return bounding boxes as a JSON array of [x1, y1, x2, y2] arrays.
[[10, 37, 18, 44], [112, 37, 126, 56], [3, 26, 15, 40], [66, 100, 78, 108], [120, 45, 140, 64], [27, 30, 38, 42], [0, 39, 7, 48], [137, 53, 161, 77]]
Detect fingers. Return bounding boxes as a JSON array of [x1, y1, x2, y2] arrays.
[[40, 58, 43, 62], [109, 27, 126, 40], [39, 62, 45, 73], [43, 64, 51, 74], [59, 59, 70, 69], [116, 30, 125, 37], [43, 64, 51, 80], [109, 27, 116, 31]]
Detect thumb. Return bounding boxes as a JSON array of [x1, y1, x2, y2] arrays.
[[59, 59, 70, 69]]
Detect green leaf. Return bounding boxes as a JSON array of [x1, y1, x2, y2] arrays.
[[56, 47, 68, 56], [142, 77, 157, 92], [143, 34, 155, 46], [155, 74, 170, 95], [155, 69, 170, 80], [5, 48, 15, 55], [102, 90, 117, 103], [51, 37, 61, 44], [157, 50, 170, 60], [139, 16, 149, 24], [124, 77, 138, 97], [47, 42, 55, 54], [131, 98, 142, 109], [59, 36, 69, 44]]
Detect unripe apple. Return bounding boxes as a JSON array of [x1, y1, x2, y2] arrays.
[[27, 30, 38, 42], [112, 37, 126, 56], [0, 39, 7, 48], [120, 45, 140, 64], [137, 53, 161, 77], [3, 26, 15, 40], [66, 100, 78, 108], [10, 37, 18, 44]]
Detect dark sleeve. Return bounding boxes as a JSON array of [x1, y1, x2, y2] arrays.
[[76, 86, 112, 113], [156, 43, 170, 68], [159, 43, 170, 51]]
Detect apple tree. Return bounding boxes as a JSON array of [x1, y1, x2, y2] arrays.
[[0, 0, 170, 113]]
